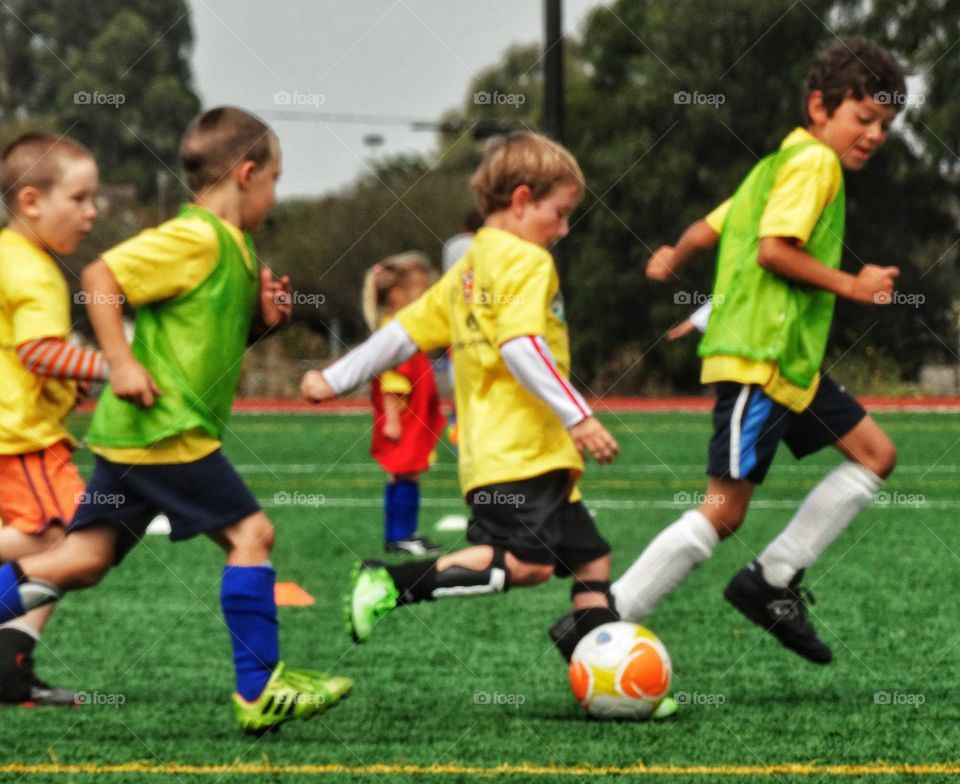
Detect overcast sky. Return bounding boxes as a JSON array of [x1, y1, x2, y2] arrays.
[[186, 1, 607, 200]]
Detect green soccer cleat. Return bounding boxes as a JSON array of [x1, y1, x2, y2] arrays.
[[233, 662, 352, 735], [344, 561, 399, 643], [652, 695, 678, 720]]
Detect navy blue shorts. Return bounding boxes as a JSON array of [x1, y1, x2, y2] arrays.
[[707, 375, 866, 485], [69, 450, 261, 563]]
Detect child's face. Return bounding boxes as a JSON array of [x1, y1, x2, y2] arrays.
[[388, 270, 431, 311], [515, 182, 581, 248], [809, 93, 897, 171], [240, 135, 281, 231], [30, 157, 99, 255]]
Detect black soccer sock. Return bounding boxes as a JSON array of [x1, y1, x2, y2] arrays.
[[549, 579, 620, 662], [387, 548, 510, 605]]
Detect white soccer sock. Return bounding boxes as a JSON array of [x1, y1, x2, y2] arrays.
[[611, 510, 719, 622], [757, 462, 882, 588]]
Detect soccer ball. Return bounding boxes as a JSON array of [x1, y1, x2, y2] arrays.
[[569, 622, 671, 720]]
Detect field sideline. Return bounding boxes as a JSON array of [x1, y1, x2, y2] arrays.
[[3, 407, 958, 783]]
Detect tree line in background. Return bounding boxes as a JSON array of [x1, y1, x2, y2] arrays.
[[2, 0, 957, 394]]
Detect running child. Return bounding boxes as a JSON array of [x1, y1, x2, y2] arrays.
[[0, 107, 352, 732], [610, 39, 904, 664], [362, 252, 444, 556]]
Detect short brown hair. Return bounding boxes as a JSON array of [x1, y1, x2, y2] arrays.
[[469, 132, 584, 217], [179, 106, 276, 193], [0, 132, 94, 214], [803, 38, 907, 123]]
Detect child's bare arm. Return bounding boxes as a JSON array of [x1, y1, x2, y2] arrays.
[[81, 259, 161, 407], [382, 393, 404, 441], [757, 237, 899, 303], [647, 220, 720, 281]]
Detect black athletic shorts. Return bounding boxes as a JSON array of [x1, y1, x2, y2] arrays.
[[707, 375, 866, 484], [466, 469, 610, 576]]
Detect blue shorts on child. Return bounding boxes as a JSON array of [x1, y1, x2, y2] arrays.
[[69, 450, 261, 562]]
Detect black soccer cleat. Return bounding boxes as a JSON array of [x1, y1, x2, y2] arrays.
[[548, 607, 620, 662], [384, 534, 442, 556], [724, 562, 833, 664], [0, 629, 79, 706]]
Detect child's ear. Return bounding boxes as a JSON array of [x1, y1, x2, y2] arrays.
[[16, 186, 42, 219], [806, 89, 829, 127], [235, 160, 258, 190], [510, 184, 533, 216]]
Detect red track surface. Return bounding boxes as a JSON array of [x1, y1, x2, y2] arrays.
[[74, 396, 960, 414]]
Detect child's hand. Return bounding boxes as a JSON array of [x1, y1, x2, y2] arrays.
[[569, 416, 619, 464], [667, 319, 697, 341], [851, 264, 900, 304], [646, 246, 676, 281], [111, 359, 162, 408], [382, 418, 403, 442], [259, 268, 293, 329], [301, 370, 336, 403]]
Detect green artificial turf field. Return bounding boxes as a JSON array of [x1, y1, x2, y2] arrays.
[[3, 410, 959, 783]]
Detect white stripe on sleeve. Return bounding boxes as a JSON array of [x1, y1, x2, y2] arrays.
[[500, 335, 592, 428]]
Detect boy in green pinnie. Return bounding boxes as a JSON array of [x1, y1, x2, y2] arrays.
[[604, 39, 904, 665], [0, 107, 351, 733]]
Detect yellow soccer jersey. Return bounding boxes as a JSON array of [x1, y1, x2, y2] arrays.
[[0, 229, 77, 453], [700, 127, 841, 412], [397, 226, 583, 496], [93, 210, 251, 464]]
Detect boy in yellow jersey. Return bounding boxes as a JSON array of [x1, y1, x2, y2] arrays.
[[0, 108, 352, 733], [610, 39, 904, 665], [302, 132, 623, 659], [0, 132, 106, 705]]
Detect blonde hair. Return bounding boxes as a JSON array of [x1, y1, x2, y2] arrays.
[[469, 131, 584, 217], [362, 251, 435, 332]]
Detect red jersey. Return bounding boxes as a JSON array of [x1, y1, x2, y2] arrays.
[[370, 351, 444, 475]]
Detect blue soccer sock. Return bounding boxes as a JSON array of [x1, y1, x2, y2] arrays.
[[0, 564, 25, 624], [220, 564, 279, 702], [384, 480, 419, 543]]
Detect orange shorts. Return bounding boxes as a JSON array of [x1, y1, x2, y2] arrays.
[[0, 441, 84, 534]]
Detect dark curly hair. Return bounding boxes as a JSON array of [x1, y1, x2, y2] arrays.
[[803, 38, 907, 123]]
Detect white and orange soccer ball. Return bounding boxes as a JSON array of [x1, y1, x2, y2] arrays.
[[568, 622, 672, 720]]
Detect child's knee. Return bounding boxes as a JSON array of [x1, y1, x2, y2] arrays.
[[509, 560, 554, 585], [232, 514, 275, 558], [73, 548, 112, 588]]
